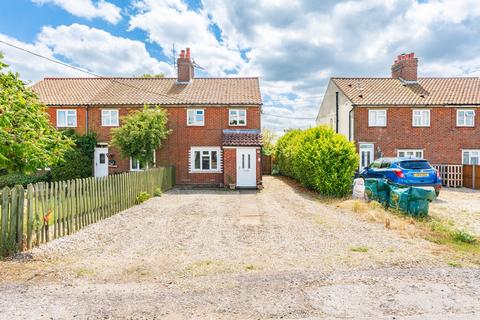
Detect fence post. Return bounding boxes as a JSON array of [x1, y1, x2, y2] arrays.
[[16, 185, 24, 252], [1, 187, 10, 252], [473, 165, 476, 189], [26, 184, 34, 250]]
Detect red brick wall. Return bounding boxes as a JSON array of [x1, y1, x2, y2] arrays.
[[46, 105, 262, 185], [223, 148, 237, 186], [47, 107, 87, 135], [355, 106, 480, 164]]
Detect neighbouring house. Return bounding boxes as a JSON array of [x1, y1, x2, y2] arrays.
[[316, 52, 480, 171], [31, 48, 263, 188]]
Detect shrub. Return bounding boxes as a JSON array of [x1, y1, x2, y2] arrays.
[[0, 172, 51, 189], [135, 191, 151, 204], [50, 130, 96, 181], [275, 126, 358, 197], [154, 187, 162, 197]]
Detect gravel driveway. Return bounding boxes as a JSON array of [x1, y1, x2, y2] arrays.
[[430, 187, 480, 236], [0, 176, 478, 319]]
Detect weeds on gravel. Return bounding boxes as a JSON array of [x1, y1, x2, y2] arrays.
[[135, 191, 151, 204], [338, 200, 480, 255], [350, 246, 369, 253], [154, 188, 162, 197], [447, 261, 463, 268]]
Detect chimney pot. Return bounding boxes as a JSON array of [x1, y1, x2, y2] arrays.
[[391, 52, 418, 82], [177, 48, 194, 83], [180, 50, 185, 59], [186, 47, 190, 59]]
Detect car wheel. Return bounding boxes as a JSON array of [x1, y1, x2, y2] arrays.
[[435, 190, 440, 197]]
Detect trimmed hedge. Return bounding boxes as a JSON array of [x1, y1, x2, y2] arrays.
[[275, 126, 358, 197], [0, 172, 51, 189]]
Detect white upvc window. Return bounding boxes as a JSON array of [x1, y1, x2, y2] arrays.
[[229, 109, 247, 126], [462, 149, 480, 165], [190, 147, 221, 172], [368, 109, 386, 127], [101, 109, 119, 126], [130, 153, 156, 171], [56, 109, 77, 127], [457, 109, 475, 127], [397, 149, 424, 158], [187, 109, 204, 126], [412, 109, 430, 127]]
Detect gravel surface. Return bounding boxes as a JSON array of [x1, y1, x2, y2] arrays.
[[0, 176, 478, 319], [430, 187, 480, 236]]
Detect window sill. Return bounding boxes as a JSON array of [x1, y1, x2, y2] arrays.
[[102, 124, 119, 127], [367, 125, 387, 128], [456, 125, 475, 128], [57, 125, 77, 128], [190, 170, 222, 174]]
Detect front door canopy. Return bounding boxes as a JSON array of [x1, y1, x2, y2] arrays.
[[223, 129, 262, 147]]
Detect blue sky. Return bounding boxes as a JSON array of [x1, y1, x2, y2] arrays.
[[1, 0, 480, 133]]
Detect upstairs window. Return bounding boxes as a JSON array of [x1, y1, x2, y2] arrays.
[[412, 109, 430, 127], [463, 150, 480, 165], [190, 147, 221, 172], [187, 109, 204, 126], [457, 109, 475, 127], [101, 109, 119, 127], [229, 109, 247, 126], [368, 110, 386, 127], [57, 109, 77, 127]]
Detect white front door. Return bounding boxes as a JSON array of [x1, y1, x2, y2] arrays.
[[236, 148, 256, 187], [359, 143, 374, 171], [94, 147, 109, 177]]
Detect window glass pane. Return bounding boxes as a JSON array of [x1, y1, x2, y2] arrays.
[[194, 151, 200, 169], [416, 151, 423, 158], [188, 110, 195, 124], [211, 151, 218, 169], [202, 154, 210, 169], [242, 154, 245, 169], [58, 111, 66, 126], [399, 151, 405, 157], [112, 111, 118, 124], [248, 154, 251, 169], [99, 154, 106, 164], [463, 152, 469, 164], [67, 111, 76, 126]]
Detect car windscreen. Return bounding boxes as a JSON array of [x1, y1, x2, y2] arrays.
[[399, 160, 432, 170]]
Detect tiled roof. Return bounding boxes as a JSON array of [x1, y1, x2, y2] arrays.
[[223, 129, 262, 146], [31, 77, 262, 106], [332, 77, 480, 106]]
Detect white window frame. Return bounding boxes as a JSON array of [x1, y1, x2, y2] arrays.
[[187, 109, 205, 126], [456, 109, 475, 127], [368, 109, 387, 127], [412, 109, 430, 127], [397, 149, 424, 158], [462, 149, 480, 165], [190, 147, 221, 172], [56, 109, 77, 127], [228, 109, 247, 126], [130, 153, 156, 172], [101, 109, 119, 127]]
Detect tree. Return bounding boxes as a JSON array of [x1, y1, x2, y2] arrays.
[[261, 128, 276, 156], [0, 54, 73, 174], [111, 106, 171, 166]]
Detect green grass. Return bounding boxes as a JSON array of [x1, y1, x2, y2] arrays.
[[447, 261, 463, 268], [350, 246, 369, 253]]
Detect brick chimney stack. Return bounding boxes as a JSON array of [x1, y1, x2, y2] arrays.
[[177, 47, 194, 83], [391, 52, 418, 82]]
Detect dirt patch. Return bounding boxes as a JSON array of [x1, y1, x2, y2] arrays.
[[0, 176, 479, 319]]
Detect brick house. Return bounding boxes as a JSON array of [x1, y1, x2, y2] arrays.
[[32, 48, 263, 188], [316, 53, 480, 171]]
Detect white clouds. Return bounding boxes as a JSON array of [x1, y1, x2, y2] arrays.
[[128, 0, 244, 76], [37, 24, 173, 77], [0, 24, 174, 82], [32, 0, 122, 24]]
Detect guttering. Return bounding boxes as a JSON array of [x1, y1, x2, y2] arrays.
[[348, 107, 354, 141]]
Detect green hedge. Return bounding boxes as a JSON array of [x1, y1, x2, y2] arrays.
[[275, 126, 358, 197], [50, 130, 96, 181], [0, 172, 51, 189]]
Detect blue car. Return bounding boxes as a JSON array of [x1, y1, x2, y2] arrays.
[[360, 157, 442, 196]]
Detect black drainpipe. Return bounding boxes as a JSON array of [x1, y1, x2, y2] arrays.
[[85, 105, 89, 134], [335, 91, 339, 133]]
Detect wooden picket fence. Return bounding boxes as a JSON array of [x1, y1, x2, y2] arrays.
[[0, 167, 175, 256]]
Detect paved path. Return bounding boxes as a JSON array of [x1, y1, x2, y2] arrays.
[[0, 176, 478, 319]]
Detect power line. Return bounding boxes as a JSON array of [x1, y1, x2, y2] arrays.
[[262, 112, 316, 120], [0, 38, 188, 104]]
